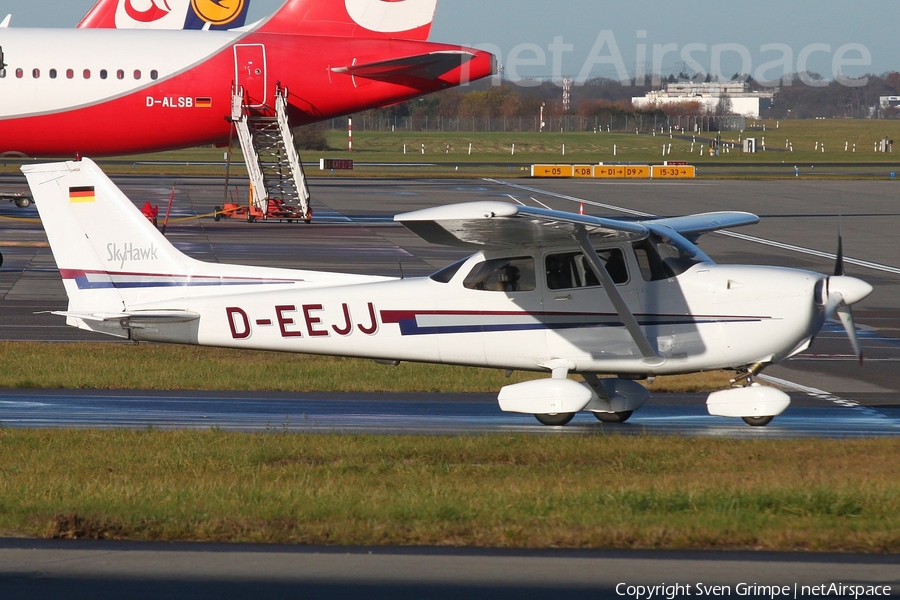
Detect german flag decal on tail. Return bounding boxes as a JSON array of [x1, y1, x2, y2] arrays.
[[195, 97, 213, 108], [69, 186, 95, 203]]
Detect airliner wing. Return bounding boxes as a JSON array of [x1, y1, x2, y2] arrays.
[[332, 51, 476, 83], [395, 202, 649, 249]]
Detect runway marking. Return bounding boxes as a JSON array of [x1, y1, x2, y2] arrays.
[[486, 179, 900, 276], [759, 374, 900, 429]]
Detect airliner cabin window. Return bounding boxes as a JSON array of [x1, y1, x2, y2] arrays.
[[134, 70, 142, 80], [150, 70, 159, 80], [463, 257, 535, 292], [83, 69, 91, 79], [0, 69, 6, 78], [49, 69, 57, 79], [66, 69, 74, 79], [16, 68, 23, 78], [32, 69, 40, 79], [100, 69, 108, 80], [545, 249, 628, 290], [117, 70, 125, 80]]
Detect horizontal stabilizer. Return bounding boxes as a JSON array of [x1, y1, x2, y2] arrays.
[[396, 202, 648, 249], [333, 51, 475, 83], [52, 310, 201, 325]]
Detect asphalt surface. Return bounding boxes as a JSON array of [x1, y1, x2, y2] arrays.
[[2, 388, 899, 437], [1, 540, 898, 600]]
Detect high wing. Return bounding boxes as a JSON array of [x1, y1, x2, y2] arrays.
[[395, 202, 649, 249], [396, 202, 757, 249], [332, 51, 477, 84], [646, 212, 759, 242]]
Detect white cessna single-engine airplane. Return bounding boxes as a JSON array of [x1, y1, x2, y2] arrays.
[[23, 160, 873, 427]]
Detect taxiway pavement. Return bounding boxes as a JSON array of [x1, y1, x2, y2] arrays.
[[2, 539, 898, 600]]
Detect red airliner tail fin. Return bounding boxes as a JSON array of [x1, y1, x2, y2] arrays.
[[78, 0, 251, 31], [256, 0, 437, 40]]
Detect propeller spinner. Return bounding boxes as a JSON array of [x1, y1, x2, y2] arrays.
[[822, 234, 872, 364]]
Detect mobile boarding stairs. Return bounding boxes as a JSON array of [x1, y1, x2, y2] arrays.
[[219, 85, 312, 223]]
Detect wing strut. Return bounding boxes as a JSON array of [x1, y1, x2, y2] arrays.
[[573, 228, 666, 367]]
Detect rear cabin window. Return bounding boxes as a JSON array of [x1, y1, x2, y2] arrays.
[[545, 249, 628, 289], [463, 257, 535, 292]]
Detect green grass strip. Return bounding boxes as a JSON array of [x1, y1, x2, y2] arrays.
[[0, 342, 731, 393], [0, 430, 898, 551]]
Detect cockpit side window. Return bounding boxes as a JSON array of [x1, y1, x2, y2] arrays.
[[545, 249, 628, 290], [463, 257, 536, 292], [633, 234, 702, 281]]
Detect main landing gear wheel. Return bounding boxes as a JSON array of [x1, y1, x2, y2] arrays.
[[593, 410, 633, 423], [15, 197, 31, 208], [534, 413, 575, 426], [742, 416, 774, 427]]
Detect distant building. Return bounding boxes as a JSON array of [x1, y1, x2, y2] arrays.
[[880, 96, 900, 109], [632, 82, 776, 118]]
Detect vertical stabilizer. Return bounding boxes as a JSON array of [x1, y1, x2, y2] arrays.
[[256, 0, 438, 40], [78, 0, 251, 30], [21, 159, 192, 313]]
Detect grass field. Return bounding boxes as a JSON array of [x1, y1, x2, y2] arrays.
[[319, 118, 900, 166], [0, 342, 731, 393], [1, 430, 898, 551], [3, 119, 899, 180]]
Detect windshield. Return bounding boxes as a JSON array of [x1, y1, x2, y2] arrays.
[[633, 233, 705, 281], [430, 258, 468, 283]]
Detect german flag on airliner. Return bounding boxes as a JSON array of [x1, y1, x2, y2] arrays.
[[195, 97, 212, 108], [69, 186, 95, 203]]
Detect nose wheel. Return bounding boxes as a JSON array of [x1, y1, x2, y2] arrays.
[[742, 415, 774, 427], [594, 410, 633, 423]]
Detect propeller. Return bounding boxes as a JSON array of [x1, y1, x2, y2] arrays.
[[822, 233, 872, 365]]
